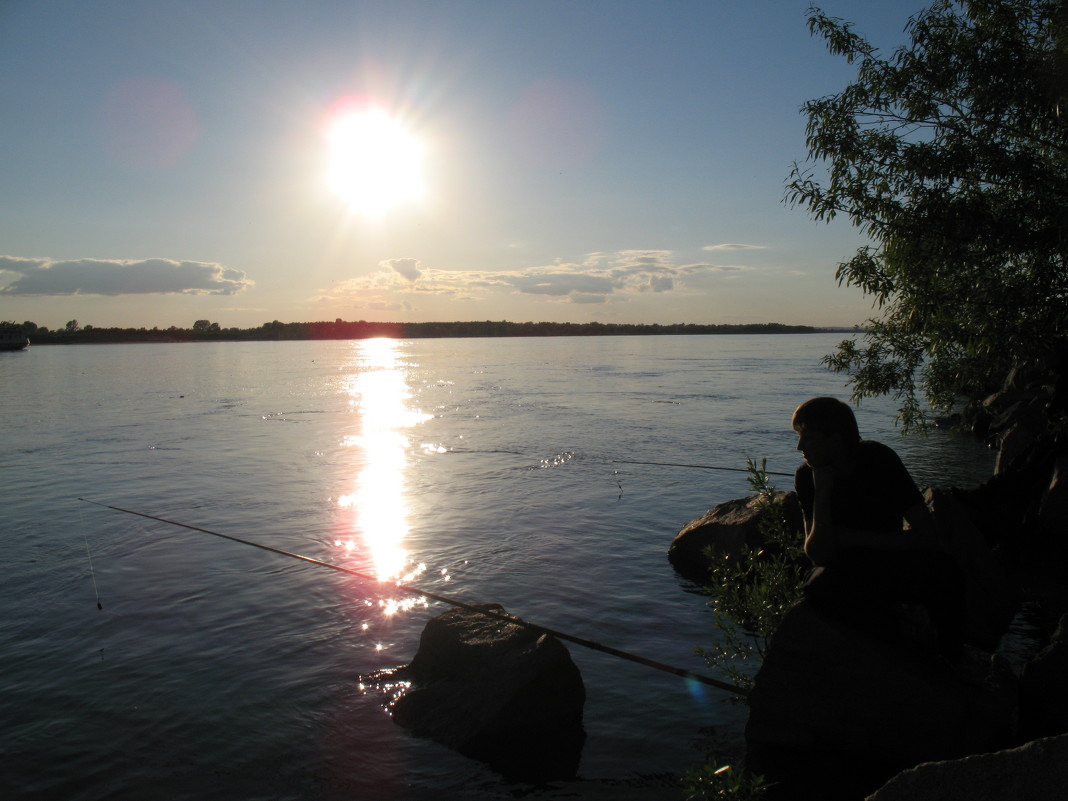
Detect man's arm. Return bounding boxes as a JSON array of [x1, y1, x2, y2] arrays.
[[803, 469, 937, 561], [802, 465, 839, 566], [836, 512, 935, 549]]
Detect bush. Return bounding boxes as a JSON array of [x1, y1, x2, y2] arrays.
[[683, 761, 772, 801], [687, 459, 807, 800], [695, 458, 807, 694]]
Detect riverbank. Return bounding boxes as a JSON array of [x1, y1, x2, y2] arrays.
[[8, 319, 839, 345], [733, 365, 1067, 799]]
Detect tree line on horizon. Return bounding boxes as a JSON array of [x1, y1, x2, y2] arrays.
[[3, 318, 838, 344]]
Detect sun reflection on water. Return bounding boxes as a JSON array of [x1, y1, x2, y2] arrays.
[[338, 339, 431, 584]]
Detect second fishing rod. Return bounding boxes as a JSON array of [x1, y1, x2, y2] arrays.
[[79, 498, 750, 696]]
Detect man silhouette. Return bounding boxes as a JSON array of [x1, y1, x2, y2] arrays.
[[792, 397, 965, 661]]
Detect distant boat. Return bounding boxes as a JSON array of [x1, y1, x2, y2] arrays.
[[0, 324, 29, 351]]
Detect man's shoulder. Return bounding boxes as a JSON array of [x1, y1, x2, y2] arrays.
[[856, 440, 915, 485], [857, 439, 903, 461]]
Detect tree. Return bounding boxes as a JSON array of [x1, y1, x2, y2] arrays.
[[788, 0, 1068, 427], [193, 319, 211, 332], [65, 319, 80, 332]]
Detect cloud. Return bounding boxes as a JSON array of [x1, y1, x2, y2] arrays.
[[646, 275, 674, 292], [0, 256, 252, 296], [702, 243, 767, 251], [382, 257, 422, 282], [319, 249, 744, 309], [679, 263, 745, 274], [502, 272, 614, 296], [365, 299, 413, 312]]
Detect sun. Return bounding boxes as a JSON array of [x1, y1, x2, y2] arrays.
[[325, 100, 425, 219]]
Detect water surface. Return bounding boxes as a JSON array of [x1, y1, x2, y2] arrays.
[[0, 334, 995, 800]]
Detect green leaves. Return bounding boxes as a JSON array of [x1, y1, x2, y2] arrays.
[[793, 1, 1068, 428], [696, 460, 806, 694], [683, 761, 773, 800]]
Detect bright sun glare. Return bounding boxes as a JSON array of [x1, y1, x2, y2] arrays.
[[325, 99, 425, 219]]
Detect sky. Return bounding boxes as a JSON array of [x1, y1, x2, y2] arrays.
[[0, 0, 931, 331]]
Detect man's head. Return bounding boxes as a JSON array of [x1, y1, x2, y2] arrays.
[[791, 397, 860, 467]]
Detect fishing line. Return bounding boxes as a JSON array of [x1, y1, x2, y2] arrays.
[[77, 502, 104, 610], [78, 497, 748, 696], [611, 459, 793, 477], [82, 532, 103, 610]]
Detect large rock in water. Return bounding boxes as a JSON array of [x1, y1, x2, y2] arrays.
[[385, 604, 586, 781], [668, 491, 803, 584], [745, 600, 1018, 800], [865, 733, 1068, 801]]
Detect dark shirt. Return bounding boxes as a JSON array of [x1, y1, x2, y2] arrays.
[[794, 440, 924, 537]]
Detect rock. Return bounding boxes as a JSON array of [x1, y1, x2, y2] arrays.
[[995, 421, 1040, 476], [745, 600, 1017, 800], [383, 604, 586, 781], [968, 379, 1051, 447], [1038, 455, 1068, 537], [668, 491, 802, 584], [925, 488, 1018, 650], [1021, 613, 1068, 737], [865, 732, 1068, 801]]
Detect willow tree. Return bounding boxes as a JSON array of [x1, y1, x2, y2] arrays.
[[789, 0, 1068, 427]]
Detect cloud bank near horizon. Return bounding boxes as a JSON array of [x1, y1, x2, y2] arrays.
[[703, 243, 767, 251], [321, 250, 748, 309], [0, 256, 252, 296]]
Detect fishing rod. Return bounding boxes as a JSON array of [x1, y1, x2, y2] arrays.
[[611, 459, 794, 477], [78, 498, 748, 696]]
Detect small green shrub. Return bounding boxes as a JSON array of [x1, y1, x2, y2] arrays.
[[686, 459, 805, 799], [695, 458, 806, 693], [683, 760, 772, 800]]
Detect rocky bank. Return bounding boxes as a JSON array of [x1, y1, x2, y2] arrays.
[[671, 368, 1068, 799]]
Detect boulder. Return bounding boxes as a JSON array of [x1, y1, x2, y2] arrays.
[[978, 380, 1050, 446], [668, 491, 802, 584], [995, 420, 1043, 476], [865, 733, 1068, 801], [382, 604, 586, 781], [925, 487, 1019, 650], [1021, 613, 1068, 737], [1038, 454, 1068, 537], [745, 600, 1017, 800]]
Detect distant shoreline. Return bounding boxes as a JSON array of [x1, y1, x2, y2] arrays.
[[12, 319, 863, 346]]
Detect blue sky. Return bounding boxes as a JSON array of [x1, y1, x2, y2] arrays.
[[0, 0, 928, 330]]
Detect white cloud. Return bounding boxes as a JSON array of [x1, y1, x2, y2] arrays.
[[503, 272, 614, 296], [702, 243, 767, 251], [0, 256, 252, 296], [318, 250, 744, 308]]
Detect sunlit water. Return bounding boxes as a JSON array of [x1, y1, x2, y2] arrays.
[[1, 335, 996, 800]]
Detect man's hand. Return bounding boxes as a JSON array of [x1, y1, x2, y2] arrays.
[[804, 465, 838, 566], [811, 465, 836, 497]]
